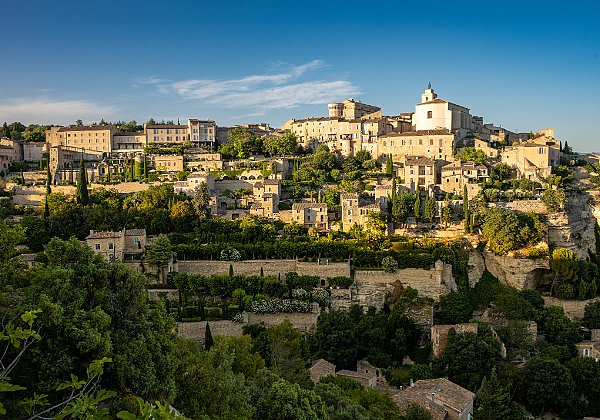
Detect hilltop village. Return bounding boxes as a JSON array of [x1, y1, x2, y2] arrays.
[[2, 86, 600, 419]]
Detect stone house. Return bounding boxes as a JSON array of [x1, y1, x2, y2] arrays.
[[292, 203, 328, 232], [398, 155, 439, 191], [576, 329, 600, 361], [440, 161, 489, 195], [86, 228, 147, 262], [500, 135, 560, 180], [340, 193, 384, 232], [151, 154, 184, 173], [431, 323, 478, 358], [394, 378, 474, 420], [250, 192, 279, 218], [309, 359, 336, 384]]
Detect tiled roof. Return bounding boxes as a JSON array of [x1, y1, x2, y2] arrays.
[[380, 129, 453, 137], [124, 229, 145, 236], [416, 98, 448, 105], [263, 179, 280, 185], [413, 378, 474, 413], [310, 358, 336, 369], [405, 156, 435, 166], [394, 388, 447, 420], [340, 193, 359, 200], [292, 203, 327, 210], [114, 131, 145, 136], [86, 231, 121, 239], [145, 124, 188, 129], [58, 125, 117, 132]]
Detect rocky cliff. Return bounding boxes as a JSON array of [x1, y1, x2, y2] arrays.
[[546, 191, 597, 260]]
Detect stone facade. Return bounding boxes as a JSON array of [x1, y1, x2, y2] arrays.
[[85, 228, 146, 262], [309, 359, 336, 384], [482, 252, 550, 290], [543, 296, 600, 320]]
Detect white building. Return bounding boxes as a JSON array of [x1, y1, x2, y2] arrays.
[[412, 84, 472, 135]]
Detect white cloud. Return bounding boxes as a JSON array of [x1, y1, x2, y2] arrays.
[[0, 98, 117, 125], [142, 60, 359, 111]]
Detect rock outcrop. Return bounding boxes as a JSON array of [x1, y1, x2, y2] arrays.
[[546, 191, 597, 260]]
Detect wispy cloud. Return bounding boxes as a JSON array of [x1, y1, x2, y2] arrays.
[[0, 98, 117, 125], [142, 60, 360, 110]]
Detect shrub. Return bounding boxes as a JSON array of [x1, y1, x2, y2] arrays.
[[382, 256, 399, 273], [327, 276, 353, 288]]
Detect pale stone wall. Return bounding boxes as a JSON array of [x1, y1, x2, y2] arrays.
[[147, 288, 179, 301], [177, 320, 244, 344], [177, 260, 349, 279], [488, 200, 547, 214], [543, 296, 600, 320], [11, 182, 152, 205], [245, 312, 319, 333]]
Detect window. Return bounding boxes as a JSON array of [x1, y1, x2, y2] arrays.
[[584, 348, 590, 357], [427, 111, 433, 119], [95, 244, 100, 250], [108, 243, 113, 250]]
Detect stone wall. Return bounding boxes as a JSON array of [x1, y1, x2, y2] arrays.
[[543, 296, 600, 320], [147, 288, 179, 301], [178, 259, 350, 279], [177, 320, 244, 344], [489, 200, 547, 214], [244, 312, 320, 333]]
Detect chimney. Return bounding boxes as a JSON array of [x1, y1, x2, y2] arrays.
[[89, 230, 94, 235]]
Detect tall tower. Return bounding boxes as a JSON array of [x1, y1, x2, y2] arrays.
[[421, 82, 438, 103]]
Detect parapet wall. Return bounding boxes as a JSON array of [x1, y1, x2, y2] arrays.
[[489, 200, 547, 214], [177, 320, 244, 344], [178, 259, 350, 279], [543, 296, 600, 320]]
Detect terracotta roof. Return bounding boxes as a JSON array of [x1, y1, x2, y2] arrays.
[[340, 193, 359, 200], [336, 370, 369, 379], [250, 203, 263, 210], [380, 129, 453, 137], [58, 125, 117, 132], [263, 179, 280, 185], [124, 229, 145, 236], [405, 156, 435, 166], [416, 98, 448, 105], [86, 231, 121, 239], [412, 378, 474, 414], [292, 203, 327, 210], [394, 388, 447, 420], [18, 253, 38, 261], [114, 131, 145, 136], [146, 124, 188, 129]]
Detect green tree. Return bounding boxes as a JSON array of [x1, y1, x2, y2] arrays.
[[264, 132, 298, 156], [455, 147, 487, 164], [566, 356, 600, 416], [541, 188, 567, 212], [523, 356, 576, 416], [583, 300, 600, 329], [144, 234, 172, 284], [191, 182, 210, 219], [256, 379, 329, 420], [76, 155, 89, 205], [413, 190, 421, 221], [474, 367, 511, 420], [385, 154, 393, 176], [490, 163, 512, 182], [424, 195, 436, 223], [268, 319, 310, 386], [440, 195, 452, 227]]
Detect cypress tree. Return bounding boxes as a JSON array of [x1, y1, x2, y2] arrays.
[[385, 154, 393, 176], [130, 158, 135, 181], [414, 190, 421, 221], [46, 164, 52, 196], [20, 171, 25, 185], [463, 185, 470, 233], [205, 322, 214, 350], [229, 264, 234, 277], [76, 154, 89, 205], [475, 367, 511, 420], [43, 197, 50, 220], [424, 195, 436, 223]]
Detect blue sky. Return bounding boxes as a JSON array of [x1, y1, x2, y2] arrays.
[[1, 0, 599, 151]]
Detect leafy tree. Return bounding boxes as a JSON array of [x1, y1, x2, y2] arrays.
[[76, 155, 89, 205], [117, 397, 188, 419], [256, 379, 329, 420], [474, 367, 511, 420], [264, 133, 298, 156], [392, 190, 416, 224], [539, 306, 581, 345], [481, 208, 543, 255], [440, 195, 452, 227], [311, 310, 359, 370], [433, 329, 500, 392], [490, 163, 512, 182], [222, 127, 261, 158], [268, 319, 310, 386], [399, 403, 431, 420], [455, 147, 487, 164], [205, 322, 214, 350], [438, 291, 474, 324], [191, 182, 210, 219], [144, 234, 172, 284], [566, 356, 600, 416], [523, 356, 576, 416], [381, 256, 398, 273], [583, 300, 600, 329], [541, 188, 567, 212]]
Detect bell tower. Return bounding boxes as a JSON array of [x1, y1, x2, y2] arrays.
[[421, 82, 438, 103]]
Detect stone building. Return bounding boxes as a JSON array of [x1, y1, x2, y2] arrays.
[[151, 154, 184, 173], [145, 124, 189, 145], [500, 134, 560, 180], [440, 161, 489, 195], [0, 139, 19, 172], [395, 378, 474, 420], [188, 119, 216, 149], [309, 359, 336, 384], [85, 228, 147, 262], [250, 193, 279, 218], [378, 130, 457, 163], [397, 156, 438, 191], [431, 323, 478, 358], [46, 125, 118, 154], [327, 98, 381, 119], [340, 193, 384, 232], [291, 203, 328, 232], [412, 85, 473, 135], [112, 132, 146, 153], [576, 329, 600, 361]]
